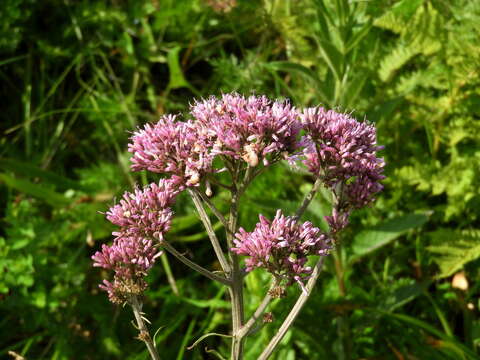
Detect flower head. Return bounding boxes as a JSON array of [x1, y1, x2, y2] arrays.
[[232, 210, 331, 290], [106, 179, 179, 240], [300, 107, 385, 208], [129, 115, 213, 187], [92, 235, 160, 303], [191, 93, 300, 166]]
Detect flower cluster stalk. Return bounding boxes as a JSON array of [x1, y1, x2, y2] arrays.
[[130, 296, 161, 360]]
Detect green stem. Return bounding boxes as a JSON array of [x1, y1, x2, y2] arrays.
[[229, 188, 245, 360], [188, 189, 232, 274], [295, 177, 323, 220], [237, 279, 279, 338], [160, 252, 179, 296], [161, 241, 231, 286], [333, 245, 352, 360], [130, 296, 161, 360], [258, 257, 327, 360]]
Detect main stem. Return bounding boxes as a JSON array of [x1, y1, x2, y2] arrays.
[[229, 189, 245, 360], [130, 296, 161, 360], [333, 245, 352, 360]]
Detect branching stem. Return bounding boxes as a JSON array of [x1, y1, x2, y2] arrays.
[[237, 279, 279, 338], [295, 177, 323, 220], [161, 240, 231, 286], [188, 188, 232, 274], [193, 188, 231, 232], [258, 257, 327, 360], [130, 296, 161, 360]]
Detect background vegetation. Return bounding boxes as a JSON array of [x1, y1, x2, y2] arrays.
[[1, 0, 479, 359]]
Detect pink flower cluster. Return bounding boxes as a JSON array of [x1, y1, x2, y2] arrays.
[[92, 236, 160, 303], [191, 94, 300, 167], [300, 107, 385, 213], [93, 178, 179, 303], [129, 115, 214, 186], [106, 179, 178, 241], [232, 210, 332, 291], [94, 93, 385, 299]]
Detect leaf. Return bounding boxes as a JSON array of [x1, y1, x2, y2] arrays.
[[0, 173, 70, 207], [10, 238, 31, 250], [102, 337, 121, 356], [345, 21, 373, 54], [392, 0, 425, 20], [379, 43, 421, 82], [427, 229, 480, 278], [381, 279, 429, 311], [375, 310, 479, 360], [316, 38, 343, 81], [169, 214, 202, 234], [180, 296, 230, 309], [167, 46, 190, 89], [267, 61, 329, 101], [350, 213, 429, 261], [0, 158, 87, 192]]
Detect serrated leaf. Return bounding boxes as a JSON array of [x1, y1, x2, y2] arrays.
[[392, 0, 425, 19], [379, 44, 420, 82], [427, 229, 480, 278]]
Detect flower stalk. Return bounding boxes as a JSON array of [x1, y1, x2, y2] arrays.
[[130, 296, 161, 360]]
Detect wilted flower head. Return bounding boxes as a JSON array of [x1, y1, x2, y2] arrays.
[[129, 114, 214, 187], [106, 179, 179, 241], [92, 235, 160, 303], [191, 93, 300, 167], [232, 210, 331, 291], [300, 107, 385, 208]]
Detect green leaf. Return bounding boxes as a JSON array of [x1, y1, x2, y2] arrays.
[[267, 61, 329, 102], [316, 38, 343, 81], [167, 46, 190, 89], [10, 238, 31, 250], [375, 310, 479, 360], [102, 337, 121, 356], [180, 296, 230, 309], [381, 280, 429, 311], [0, 158, 87, 192], [345, 21, 373, 54], [169, 214, 202, 234], [0, 173, 70, 207], [392, 0, 425, 20], [31, 290, 47, 308], [427, 229, 480, 278], [350, 213, 429, 262]]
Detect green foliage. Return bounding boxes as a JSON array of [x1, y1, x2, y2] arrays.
[[427, 229, 480, 278], [0, 0, 479, 359]]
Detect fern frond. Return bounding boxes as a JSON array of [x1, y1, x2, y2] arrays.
[[378, 43, 419, 82], [427, 229, 480, 278]]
